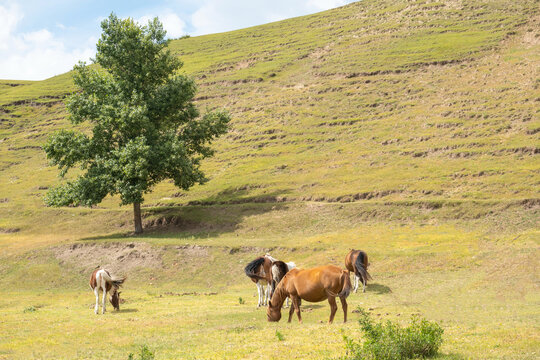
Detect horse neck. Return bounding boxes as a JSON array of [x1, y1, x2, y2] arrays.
[[270, 282, 288, 308], [262, 258, 273, 280]]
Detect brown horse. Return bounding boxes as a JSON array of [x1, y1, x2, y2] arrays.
[[345, 249, 372, 293], [89, 267, 126, 314], [267, 265, 352, 324], [244, 254, 275, 307]]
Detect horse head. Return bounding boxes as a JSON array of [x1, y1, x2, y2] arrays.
[[266, 300, 282, 322], [109, 288, 121, 311]]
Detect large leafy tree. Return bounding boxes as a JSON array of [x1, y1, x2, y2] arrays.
[[44, 14, 230, 234]]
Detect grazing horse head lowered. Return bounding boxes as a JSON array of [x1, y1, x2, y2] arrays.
[[267, 265, 352, 324], [89, 268, 126, 314], [344, 249, 372, 293]]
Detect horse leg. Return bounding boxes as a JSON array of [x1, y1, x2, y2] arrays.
[[328, 296, 338, 324], [353, 273, 358, 293], [362, 275, 366, 293], [339, 296, 348, 323], [93, 287, 99, 314], [285, 297, 289, 308], [256, 282, 262, 307], [101, 283, 107, 314], [287, 301, 295, 323], [264, 283, 270, 306], [290, 296, 302, 323]]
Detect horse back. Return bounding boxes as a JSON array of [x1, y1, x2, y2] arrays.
[[90, 269, 112, 291], [344, 250, 356, 272], [288, 265, 345, 302]]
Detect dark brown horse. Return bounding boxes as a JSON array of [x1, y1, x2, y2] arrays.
[[244, 254, 276, 307], [345, 249, 372, 293], [267, 265, 352, 324], [89, 267, 126, 314]]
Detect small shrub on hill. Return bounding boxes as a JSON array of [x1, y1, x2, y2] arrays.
[[128, 345, 154, 360], [342, 308, 443, 360]]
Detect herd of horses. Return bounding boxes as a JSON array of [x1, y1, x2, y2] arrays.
[[90, 249, 371, 324]]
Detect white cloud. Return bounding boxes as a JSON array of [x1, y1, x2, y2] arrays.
[[137, 12, 186, 38], [307, 0, 349, 10], [190, 0, 355, 36], [0, 3, 94, 80], [0, 0, 354, 80], [0, 2, 23, 50]]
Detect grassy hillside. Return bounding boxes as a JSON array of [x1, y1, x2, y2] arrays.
[[0, 0, 539, 359]]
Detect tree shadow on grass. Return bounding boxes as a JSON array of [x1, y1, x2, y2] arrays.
[[81, 188, 291, 242], [366, 283, 392, 294]]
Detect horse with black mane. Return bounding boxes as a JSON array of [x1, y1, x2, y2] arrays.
[[267, 265, 351, 323], [89, 267, 126, 314], [244, 254, 275, 307], [344, 249, 372, 293], [244, 254, 296, 307]]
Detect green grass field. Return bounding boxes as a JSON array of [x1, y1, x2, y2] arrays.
[[0, 0, 539, 358]]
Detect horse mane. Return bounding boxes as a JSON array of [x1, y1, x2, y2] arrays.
[[269, 278, 289, 308], [271, 261, 289, 296], [244, 257, 266, 280]]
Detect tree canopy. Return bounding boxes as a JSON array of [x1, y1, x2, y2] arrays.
[[44, 14, 230, 233]]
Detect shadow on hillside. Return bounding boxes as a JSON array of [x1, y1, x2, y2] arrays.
[[81, 188, 291, 242], [366, 283, 392, 294], [188, 186, 291, 206]]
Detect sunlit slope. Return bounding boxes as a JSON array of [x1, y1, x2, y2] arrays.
[[0, 0, 538, 234]]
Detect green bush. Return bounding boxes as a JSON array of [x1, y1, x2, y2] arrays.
[[275, 330, 285, 341], [127, 345, 154, 360], [342, 308, 444, 360]]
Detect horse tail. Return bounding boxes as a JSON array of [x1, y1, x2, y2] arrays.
[[244, 257, 266, 281], [354, 251, 372, 283], [101, 271, 126, 288], [338, 270, 352, 298]]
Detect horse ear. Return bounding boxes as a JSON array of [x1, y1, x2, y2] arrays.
[[268, 300, 272, 307]]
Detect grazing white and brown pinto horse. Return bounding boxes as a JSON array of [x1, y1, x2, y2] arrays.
[[345, 249, 372, 293], [267, 265, 352, 324], [271, 260, 296, 307], [89, 268, 126, 314], [244, 254, 275, 307]]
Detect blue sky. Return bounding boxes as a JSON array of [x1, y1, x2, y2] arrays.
[[0, 0, 355, 80]]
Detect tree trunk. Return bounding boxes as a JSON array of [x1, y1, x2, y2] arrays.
[[133, 202, 143, 234]]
